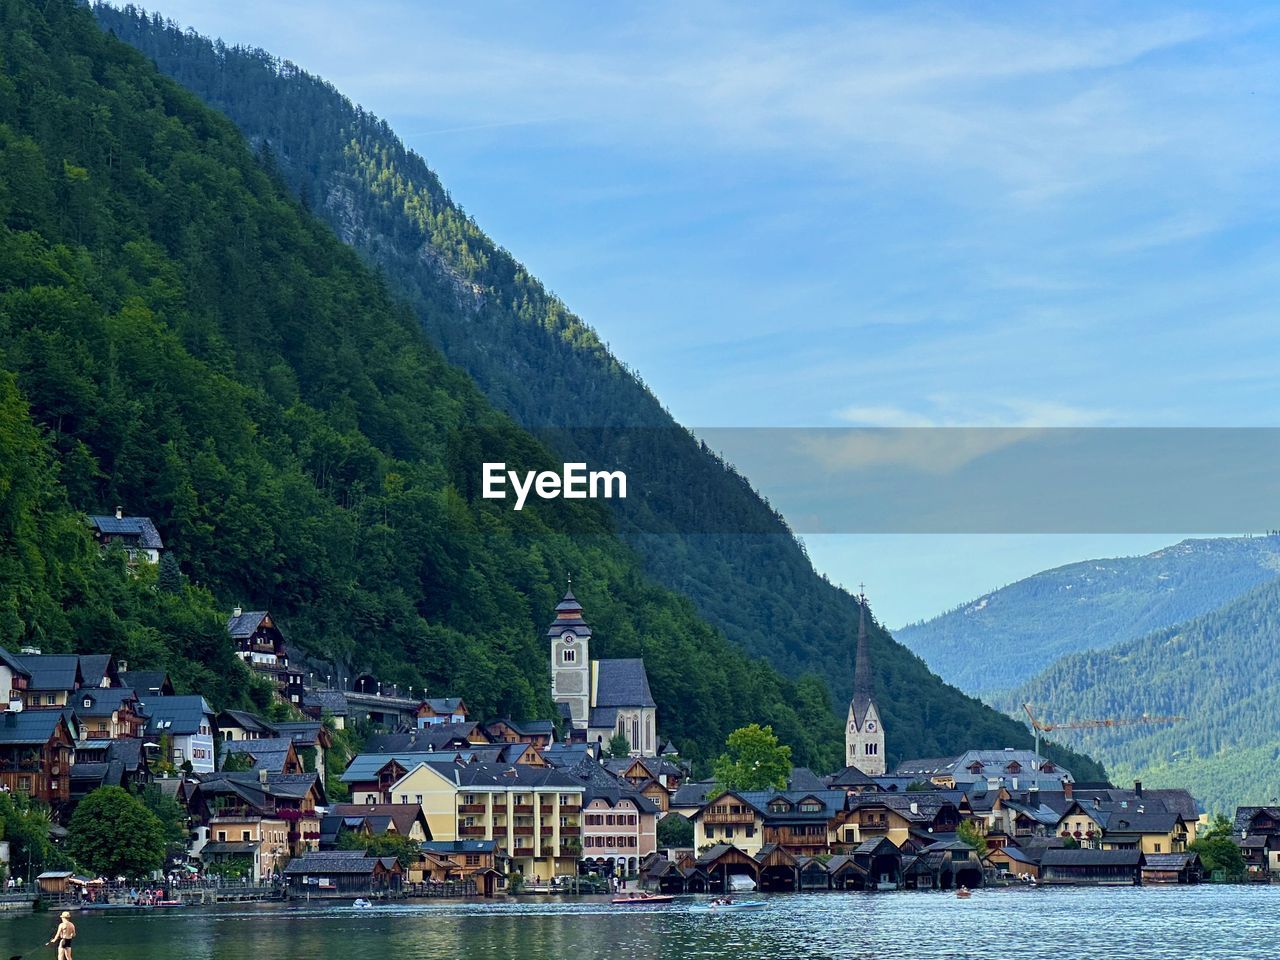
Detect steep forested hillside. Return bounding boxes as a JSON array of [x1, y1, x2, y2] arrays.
[[86, 4, 1106, 774], [897, 537, 1280, 694], [1004, 576, 1280, 812], [0, 0, 861, 769]]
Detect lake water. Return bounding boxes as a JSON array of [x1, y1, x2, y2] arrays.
[[0, 887, 1269, 959]]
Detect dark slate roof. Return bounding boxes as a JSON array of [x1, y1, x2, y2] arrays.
[[88, 514, 163, 549], [542, 743, 596, 768], [1040, 848, 1142, 867], [74, 687, 141, 718], [142, 695, 213, 735], [988, 845, 1037, 865], [0, 646, 30, 679], [565, 757, 659, 814], [486, 718, 553, 737], [1144, 853, 1199, 870], [546, 589, 592, 639], [1094, 808, 1183, 835], [284, 854, 390, 875], [787, 768, 828, 792], [271, 721, 324, 746], [70, 761, 123, 789], [828, 765, 879, 788], [422, 698, 465, 713], [426, 761, 583, 791], [219, 738, 295, 773], [592, 659, 655, 709], [365, 723, 481, 753], [15, 654, 83, 692], [0, 709, 69, 744], [225, 611, 269, 639], [672, 780, 719, 808], [742, 789, 847, 822], [117, 670, 171, 695], [331, 804, 427, 838], [1236, 806, 1280, 835], [201, 841, 260, 856], [218, 710, 273, 736], [77, 655, 114, 686], [303, 690, 349, 715], [341, 752, 469, 783], [422, 840, 498, 854]]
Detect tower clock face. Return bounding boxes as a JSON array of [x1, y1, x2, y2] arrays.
[[562, 633, 575, 644], [865, 721, 877, 732]]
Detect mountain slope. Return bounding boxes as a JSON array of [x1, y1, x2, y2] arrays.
[[87, 5, 1107, 774], [1002, 576, 1280, 812], [0, 0, 863, 769], [896, 536, 1280, 694]]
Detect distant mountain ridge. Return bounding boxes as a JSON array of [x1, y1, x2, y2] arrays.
[[1002, 575, 1280, 813], [896, 536, 1280, 694]]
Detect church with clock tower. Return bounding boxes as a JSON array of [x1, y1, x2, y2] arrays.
[[845, 588, 885, 775], [549, 584, 658, 757]]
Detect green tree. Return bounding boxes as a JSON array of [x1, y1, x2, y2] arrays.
[[0, 792, 66, 879], [712, 724, 791, 793], [67, 787, 166, 879], [656, 813, 693, 849], [606, 733, 631, 759], [1190, 813, 1246, 878], [956, 819, 989, 857]]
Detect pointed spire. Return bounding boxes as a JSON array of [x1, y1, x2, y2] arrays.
[[852, 585, 873, 721]]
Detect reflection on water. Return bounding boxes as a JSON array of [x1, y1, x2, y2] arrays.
[[0, 887, 1273, 960]]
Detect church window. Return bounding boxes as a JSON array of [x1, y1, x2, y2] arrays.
[[561, 649, 576, 664], [865, 743, 878, 756]]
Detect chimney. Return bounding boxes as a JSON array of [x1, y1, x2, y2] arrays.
[[1063, 780, 1073, 801], [115, 505, 123, 519], [233, 606, 243, 618], [910, 801, 918, 815], [1134, 780, 1143, 798], [258, 768, 268, 785], [118, 660, 128, 674]]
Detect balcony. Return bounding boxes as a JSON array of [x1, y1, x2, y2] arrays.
[[513, 826, 535, 837], [702, 812, 756, 825], [513, 804, 534, 815], [560, 805, 581, 814], [457, 804, 487, 815], [458, 826, 487, 837], [541, 825, 555, 836], [560, 826, 581, 838]]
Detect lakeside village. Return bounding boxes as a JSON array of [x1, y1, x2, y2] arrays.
[[0, 511, 1261, 913]]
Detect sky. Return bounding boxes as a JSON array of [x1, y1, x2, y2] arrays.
[[130, 1, 1280, 626]]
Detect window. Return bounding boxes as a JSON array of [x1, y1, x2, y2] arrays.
[[724, 826, 734, 839], [465, 854, 480, 866], [416, 795, 423, 805], [400, 795, 409, 804], [745, 825, 755, 838], [242, 831, 251, 841], [1155, 843, 1162, 853], [865, 743, 878, 756], [217, 831, 227, 842], [562, 649, 576, 663], [83, 698, 92, 708], [50, 779, 58, 792], [45, 694, 56, 706]]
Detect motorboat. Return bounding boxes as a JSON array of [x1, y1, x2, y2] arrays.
[[690, 899, 766, 912], [611, 894, 675, 905], [352, 898, 374, 909]]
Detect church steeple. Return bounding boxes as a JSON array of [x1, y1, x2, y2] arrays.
[[845, 585, 885, 775]]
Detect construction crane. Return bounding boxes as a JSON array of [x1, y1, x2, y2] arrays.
[[1022, 703, 1185, 757]]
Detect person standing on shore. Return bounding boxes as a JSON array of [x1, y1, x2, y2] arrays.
[[46, 911, 76, 959]]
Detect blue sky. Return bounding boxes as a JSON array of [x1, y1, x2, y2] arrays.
[[135, 1, 1280, 626]]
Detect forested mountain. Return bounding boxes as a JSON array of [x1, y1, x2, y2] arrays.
[[0, 0, 856, 769], [897, 536, 1280, 694], [83, 3, 1108, 775], [1003, 576, 1280, 812]]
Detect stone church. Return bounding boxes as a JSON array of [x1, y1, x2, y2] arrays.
[[549, 587, 658, 757], [846, 589, 886, 775]]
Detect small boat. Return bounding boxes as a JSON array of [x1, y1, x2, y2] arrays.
[[956, 888, 972, 899], [352, 898, 373, 909], [611, 894, 674, 905], [691, 899, 766, 912], [152, 900, 186, 908]]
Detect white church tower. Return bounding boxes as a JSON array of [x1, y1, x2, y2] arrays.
[[549, 584, 591, 731], [845, 587, 885, 775]]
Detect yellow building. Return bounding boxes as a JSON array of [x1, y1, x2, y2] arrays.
[[690, 792, 765, 857], [389, 761, 585, 880]]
